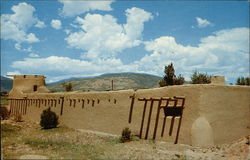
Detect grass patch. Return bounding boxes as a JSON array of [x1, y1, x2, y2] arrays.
[[23, 138, 105, 159], [1, 123, 21, 138], [103, 136, 121, 145]]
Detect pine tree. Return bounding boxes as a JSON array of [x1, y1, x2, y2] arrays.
[[159, 63, 185, 86]]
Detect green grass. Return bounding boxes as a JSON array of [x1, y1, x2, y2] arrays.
[[23, 136, 106, 159], [2, 122, 118, 159], [1, 123, 21, 138]]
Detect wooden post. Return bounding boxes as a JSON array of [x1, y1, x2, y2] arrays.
[[22, 99, 25, 114], [81, 99, 85, 109], [73, 99, 76, 107], [51, 99, 53, 107], [169, 100, 178, 136], [139, 99, 148, 139], [111, 80, 113, 90], [54, 99, 57, 107], [60, 97, 64, 115], [15, 99, 18, 115], [24, 97, 28, 115], [9, 99, 12, 114], [161, 117, 167, 137], [145, 98, 154, 139], [69, 99, 72, 106], [174, 97, 185, 144], [175, 117, 182, 144], [153, 99, 162, 139], [38, 99, 41, 108], [18, 99, 21, 115], [128, 94, 135, 123]]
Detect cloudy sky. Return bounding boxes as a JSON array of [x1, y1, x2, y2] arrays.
[[1, 0, 249, 83]]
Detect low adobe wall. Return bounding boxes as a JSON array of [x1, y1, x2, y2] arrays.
[[8, 85, 250, 146]]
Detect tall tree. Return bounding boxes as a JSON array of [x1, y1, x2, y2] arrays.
[[159, 63, 185, 87]]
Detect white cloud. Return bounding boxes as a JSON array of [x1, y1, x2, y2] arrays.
[[0, 2, 43, 43], [11, 56, 128, 76], [141, 27, 249, 79], [58, 0, 114, 17], [51, 19, 62, 30], [35, 20, 46, 28], [66, 7, 153, 60], [64, 29, 71, 34], [196, 17, 213, 28], [10, 28, 249, 83], [29, 53, 39, 58], [7, 71, 21, 76], [15, 43, 32, 52]]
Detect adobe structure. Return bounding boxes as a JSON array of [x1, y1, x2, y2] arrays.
[[7, 75, 250, 147]]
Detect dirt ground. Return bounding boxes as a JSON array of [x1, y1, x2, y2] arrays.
[[1, 119, 249, 160]]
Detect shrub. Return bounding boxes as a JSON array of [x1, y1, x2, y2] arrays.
[[40, 107, 59, 129], [0, 106, 10, 120], [175, 74, 185, 85], [236, 77, 250, 86], [120, 127, 132, 143], [191, 71, 211, 84]]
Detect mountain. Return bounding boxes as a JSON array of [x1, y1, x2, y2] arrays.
[[1, 76, 13, 92], [47, 73, 162, 92]]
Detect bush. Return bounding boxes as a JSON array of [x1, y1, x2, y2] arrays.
[[175, 74, 185, 85], [40, 107, 59, 129], [120, 127, 131, 143], [236, 77, 250, 86], [191, 71, 211, 84], [0, 106, 10, 120]]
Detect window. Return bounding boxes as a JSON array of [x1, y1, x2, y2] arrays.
[[33, 85, 38, 91]]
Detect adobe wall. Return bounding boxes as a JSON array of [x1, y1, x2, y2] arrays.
[[9, 84, 250, 146]]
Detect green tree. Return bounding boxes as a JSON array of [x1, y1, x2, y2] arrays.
[[191, 71, 211, 84], [236, 77, 250, 86], [159, 63, 185, 86], [62, 82, 73, 92]]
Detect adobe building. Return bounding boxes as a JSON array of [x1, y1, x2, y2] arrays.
[[7, 75, 250, 147], [8, 75, 49, 98]]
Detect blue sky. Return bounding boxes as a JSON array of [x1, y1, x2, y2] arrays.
[[1, 0, 249, 83]]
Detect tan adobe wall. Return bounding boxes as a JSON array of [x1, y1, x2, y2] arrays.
[[9, 75, 49, 97], [211, 76, 225, 85], [8, 84, 250, 147]]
